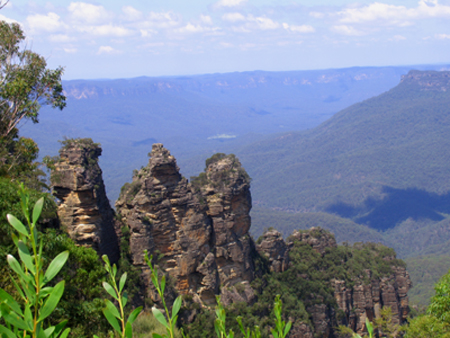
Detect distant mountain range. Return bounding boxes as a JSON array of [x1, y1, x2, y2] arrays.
[[21, 64, 449, 201]]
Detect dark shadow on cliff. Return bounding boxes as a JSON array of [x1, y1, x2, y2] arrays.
[[325, 186, 450, 231]]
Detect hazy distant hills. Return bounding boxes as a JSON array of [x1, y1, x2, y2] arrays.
[[21, 65, 449, 201], [241, 70, 450, 229], [240, 70, 450, 306]]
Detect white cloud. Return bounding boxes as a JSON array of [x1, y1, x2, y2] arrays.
[[140, 29, 157, 37], [68, 2, 112, 24], [309, 12, 325, 19], [200, 14, 213, 25], [26, 12, 63, 34], [142, 11, 182, 29], [226, 14, 280, 31], [332, 25, 364, 36], [391, 35, 406, 41], [220, 42, 234, 48], [282, 23, 315, 33], [78, 24, 133, 37], [222, 12, 246, 22], [436, 33, 450, 39], [177, 23, 207, 33], [0, 14, 18, 24], [63, 47, 77, 53], [336, 0, 450, 27], [214, 0, 246, 8], [248, 15, 279, 30], [176, 23, 220, 34], [122, 6, 143, 21], [49, 34, 74, 43], [97, 45, 121, 54]]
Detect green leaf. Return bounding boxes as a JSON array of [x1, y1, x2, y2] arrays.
[[24, 304, 33, 331], [43, 326, 55, 338], [58, 328, 70, 338], [6, 214, 29, 237], [0, 288, 22, 315], [2, 308, 30, 330], [32, 197, 44, 225], [122, 292, 128, 308], [39, 287, 54, 299], [125, 322, 133, 338], [10, 277, 26, 301], [172, 296, 182, 319], [127, 306, 143, 325], [7, 254, 31, 283], [52, 320, 68, 338], [152, 307, 168, 329], [43, 251, 69, 284], [0, 324, 16, 338], [18, 241, 35, 274], [119, 272, 127, 293], [38, 280, 65, 322], [18, 276, 36, 303], [11, 233, 19, 246], [283, 322, 292, 337], [152, 334, 163, 338], [160, 275, 166, 295], [105, 300, 121, 319], [102, 307, 122, 333], [102, 281, 118, 300]]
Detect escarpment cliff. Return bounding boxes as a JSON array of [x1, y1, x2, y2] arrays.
[[115, 145, 255, 304], [257, 227, 411, 337], [50, 138, 119, 262]]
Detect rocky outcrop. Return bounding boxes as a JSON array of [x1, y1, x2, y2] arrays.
[[287, 227, 337, 255], [50, 138, 119, 262], [401, 70, 450, 91], [258, 227, 411, 337], [116, 145, 255, 305], [256, 229, 289, 272], [332, 265, 411, 335]]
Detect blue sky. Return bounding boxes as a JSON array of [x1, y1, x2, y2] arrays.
[[2, 0, 450, 79]]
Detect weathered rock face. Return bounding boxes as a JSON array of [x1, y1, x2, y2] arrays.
[[256, 230, 289, 273], [333, 265, 412, 335], [401, 70, 450, 91], [116, 145, 255, 305], [287, 227, 337, 255], [50, 139, 119, 262], [258, 227, 411, 338]]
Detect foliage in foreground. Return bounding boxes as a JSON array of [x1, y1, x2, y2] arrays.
[[0, 186, 69, 338]]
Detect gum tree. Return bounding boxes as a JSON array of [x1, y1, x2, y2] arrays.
[[0, 20, 65, 138]]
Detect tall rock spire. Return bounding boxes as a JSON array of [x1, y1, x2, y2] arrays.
[[50, 138, 120, 263]]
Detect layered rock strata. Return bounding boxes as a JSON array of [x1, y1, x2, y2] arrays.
[[257, 227, 411, 337], [333, 266, 412, 335], [116, 145, 255, 304], [50, 138, 119, 262]]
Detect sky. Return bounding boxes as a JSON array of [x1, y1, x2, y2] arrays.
[[1, 0, 450, 79]]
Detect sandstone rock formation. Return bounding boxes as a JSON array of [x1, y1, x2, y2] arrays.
[[256, 229, 289, 273], [50, 138, 119, 262], [333, 265, 412, 335], [257, 227, 411, 337], [116, 145, 255, 305], [401, 70, 450, 91]]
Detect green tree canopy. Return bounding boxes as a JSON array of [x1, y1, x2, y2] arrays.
[[0, 20, 66, 138]]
